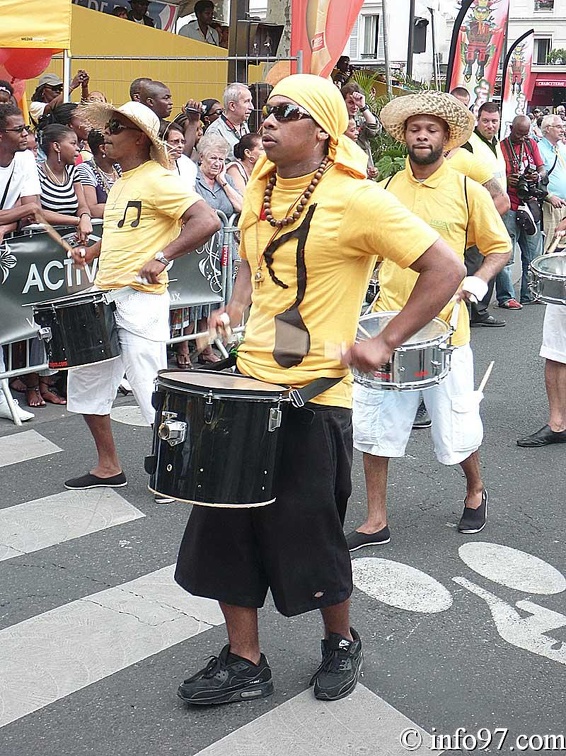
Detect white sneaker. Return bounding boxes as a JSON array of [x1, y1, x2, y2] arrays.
[[0, 399, 35, 423]]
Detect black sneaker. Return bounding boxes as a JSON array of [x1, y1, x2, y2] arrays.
[[457, 489, 488, 534], [177, 645, 274, 705], [346, 526, 391, 552], [310, 628, 362, 701], [413, 401, 431, 429]]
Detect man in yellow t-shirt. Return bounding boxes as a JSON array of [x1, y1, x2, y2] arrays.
[[348, 91, 511, 553], [174, 75, 466, 707], [65, 101, 220, 493]]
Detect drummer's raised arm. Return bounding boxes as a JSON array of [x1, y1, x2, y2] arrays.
[[209, 259, 253, 334]]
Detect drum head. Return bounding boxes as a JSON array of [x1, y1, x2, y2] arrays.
[[532, 253, 566, 277], [359, 311, 450, 345], [157, 370, 288, 397]]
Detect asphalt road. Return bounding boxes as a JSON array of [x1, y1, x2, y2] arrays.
[[0, 300, 564, 756]]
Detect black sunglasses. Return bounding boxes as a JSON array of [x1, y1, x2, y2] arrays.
[[0, 124, 31, 134], [262, 104, 314, 123], [105, 118, 142, 135], [45, 84, 64, 92]]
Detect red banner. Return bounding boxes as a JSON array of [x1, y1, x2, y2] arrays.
[[290, 0, 365, 78], [501, 32, 535, 136], [448, 0, 511, 114]]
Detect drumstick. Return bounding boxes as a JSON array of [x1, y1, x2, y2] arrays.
[[357, 324, 372, 339], [35, 211, 78, 257], [477, 360, 494, 394], [546, 233, 565, 255]]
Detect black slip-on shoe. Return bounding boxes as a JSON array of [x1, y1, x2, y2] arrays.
[[457, 489, 488, 534], [470, 315, 505, 328], [346, 526, 391, 552], [177, 645, 273, 705], [64, 471, 127, 490], [310, 628, 363, 701], [517, 424, 566, 447]]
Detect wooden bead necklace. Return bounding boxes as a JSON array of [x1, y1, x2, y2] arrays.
[[262, 156, 329, 228]]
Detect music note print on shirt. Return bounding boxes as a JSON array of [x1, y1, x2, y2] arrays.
[[117, 200, 142, 228]]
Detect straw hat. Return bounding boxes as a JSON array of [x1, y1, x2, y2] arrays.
[[79, 101, 171, 169], [380, 91, 475, 151]]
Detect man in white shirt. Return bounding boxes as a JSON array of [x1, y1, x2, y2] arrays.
[[205, 83, 253, 161], [0, 103, 42, 423], [178, 0, 220, 45]]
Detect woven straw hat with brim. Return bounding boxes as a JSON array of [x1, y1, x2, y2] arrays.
[[79, 101, 171, 169], [380, 91, 475, 152]]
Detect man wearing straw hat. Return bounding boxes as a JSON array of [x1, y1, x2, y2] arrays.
[[347, 91, 511, 553], [174, 74, 466, 706], [64, 101, 220, 491]]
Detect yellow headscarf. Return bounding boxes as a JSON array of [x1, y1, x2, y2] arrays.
[[240, 74, 368, 230]]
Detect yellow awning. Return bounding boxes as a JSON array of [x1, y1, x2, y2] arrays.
[[0, 0, 72, 49]]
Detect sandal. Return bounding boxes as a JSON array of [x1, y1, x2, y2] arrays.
[[39, 379, 67, 405], [26, 386, 46, 408], [176, 351, 191, 369], [197, 348, 221, 365]]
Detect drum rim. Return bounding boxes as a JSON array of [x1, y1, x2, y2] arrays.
[[156, 369, 289, 399], [28, 291, 105, 309], [531, 253, 566, 277], [358, 311, 451, 345]]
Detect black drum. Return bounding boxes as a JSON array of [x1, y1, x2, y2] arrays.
[[145, 371, 288, 507], [30, 291, 120, 369]]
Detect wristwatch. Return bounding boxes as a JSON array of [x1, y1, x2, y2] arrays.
[[360, 105, 370, 112], [154, 251, 169, 266]]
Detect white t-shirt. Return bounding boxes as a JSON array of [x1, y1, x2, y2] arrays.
[[0, 150, 41, 210], [178, 20, 220, 45], [174, 154, 197, 191]]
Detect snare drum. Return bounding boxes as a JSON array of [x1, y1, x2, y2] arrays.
[[30, 291, 120, 369], [530, 253, 566, 305], [353, 312, 453, 391], [145, 371, 288, 508]]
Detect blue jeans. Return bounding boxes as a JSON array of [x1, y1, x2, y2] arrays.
[[497, 210, 542, 304]]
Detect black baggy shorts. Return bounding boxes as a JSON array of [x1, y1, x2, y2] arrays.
[[174, 403, 353, 617]]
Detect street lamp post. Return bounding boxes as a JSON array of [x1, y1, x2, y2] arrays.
[[406, 0, 416, 81]]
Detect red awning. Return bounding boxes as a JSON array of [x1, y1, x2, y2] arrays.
[[535, 72, 566, 87]]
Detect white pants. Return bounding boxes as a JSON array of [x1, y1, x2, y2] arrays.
[[540, 304, 566, 364], [353, 344, 483, 466]]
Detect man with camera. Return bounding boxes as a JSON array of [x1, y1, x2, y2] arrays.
[[500, 115, 547, 305]]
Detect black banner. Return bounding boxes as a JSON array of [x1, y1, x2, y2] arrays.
[[0, 224, 226, 346]]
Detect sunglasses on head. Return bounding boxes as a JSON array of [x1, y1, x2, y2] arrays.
[[105, 118, 141, 135], [262, 103, 314, 122]]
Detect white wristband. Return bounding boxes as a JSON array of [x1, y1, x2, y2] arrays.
[[461, 276, 488, 303]]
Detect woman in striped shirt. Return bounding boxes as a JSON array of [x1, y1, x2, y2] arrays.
[[37, 124, 92, 237]]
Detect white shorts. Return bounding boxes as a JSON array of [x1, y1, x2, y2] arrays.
[[540, 304, 566, 364], [353, 344, 483, 466], [67, 292, 169, 426]]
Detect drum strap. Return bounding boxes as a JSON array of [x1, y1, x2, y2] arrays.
[[287, 376, 343, 408]]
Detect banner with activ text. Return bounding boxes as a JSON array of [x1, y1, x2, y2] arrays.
[[448, 0, 511, 115], [290, 0, 366, 78], [501, 32, 535, 136], [0, 225, 223, 346], [0, 0, 72, 48]]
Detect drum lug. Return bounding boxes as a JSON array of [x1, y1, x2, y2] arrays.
[[204, 393, 215, 424], [38, 326, 52, 342], [268, 407, 282, 432], [158, 411, 187, 446]]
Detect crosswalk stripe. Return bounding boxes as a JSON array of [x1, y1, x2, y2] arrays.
[[195, 683, 442, 755], [0, 429, 62, 469], [0, 565, 224, 728], [0, 489, 145, 562]]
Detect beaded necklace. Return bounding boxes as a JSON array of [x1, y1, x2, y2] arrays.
[[254, 157, 330, 288]]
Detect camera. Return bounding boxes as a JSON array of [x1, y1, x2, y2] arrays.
[[516, 173, 547, 202]]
